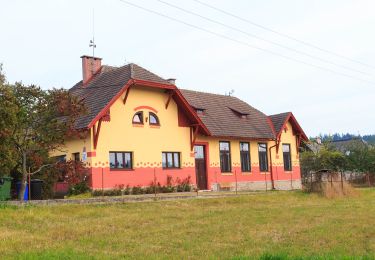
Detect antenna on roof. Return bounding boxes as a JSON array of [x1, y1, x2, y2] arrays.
[[226, 89, 235, 96], [89, 8, 97, 73]]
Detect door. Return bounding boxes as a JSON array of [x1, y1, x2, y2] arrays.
[[194, 145, 207, 190]]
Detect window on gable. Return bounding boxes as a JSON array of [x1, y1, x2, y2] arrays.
[[258, 143, 268, 172], [162, 152, 180, 169], [196, 109, 205, 115], [240, 142, 251, 172], [109, 152, 133, 170], [132, 111, 143, 124], [149, 112, 160, 125], [219, 141, 231, 173], [282, 144, 292, 171]]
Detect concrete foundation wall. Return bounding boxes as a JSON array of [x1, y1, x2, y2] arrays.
[[211, 179, 302, 191]]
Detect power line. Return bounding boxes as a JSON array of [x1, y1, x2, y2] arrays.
[[156, 0, 372, 77], [118, 0, 375, 85], [191, 0, 375, 70]]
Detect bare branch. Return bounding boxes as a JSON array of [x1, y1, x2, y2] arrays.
[[28, 163, 56, 175]]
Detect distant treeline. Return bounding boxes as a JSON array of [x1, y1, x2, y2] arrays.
[[312, 133, 375, 145]]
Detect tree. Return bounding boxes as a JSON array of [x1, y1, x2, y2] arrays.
[[0, 68, 86, 200], [0, 65, 18, 177], [346, 144, 375, 186]]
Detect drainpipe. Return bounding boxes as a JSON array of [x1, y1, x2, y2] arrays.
[[269, 141, 278, 190]]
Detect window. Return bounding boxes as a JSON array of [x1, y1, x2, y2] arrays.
[[283, 144, 292, 171], [54, 155, 66, 163], [258, 143, 268, 172], [72, 152, 80, 162], [109, 152, 132, 170], [196, 108, 205, 115], [149, 112, 159, 125], [162, 152, 180, 169], [132, 112, 143, 124], [240, 142, 251, 172], [219, 141, 231, 172]]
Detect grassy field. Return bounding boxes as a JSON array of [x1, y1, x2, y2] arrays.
[[0, 189, 374, 259]]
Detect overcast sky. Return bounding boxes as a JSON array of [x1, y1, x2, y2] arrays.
[[1, 0, 374, 137]]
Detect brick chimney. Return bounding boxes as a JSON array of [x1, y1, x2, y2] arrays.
[[81, 55, 102, 85]]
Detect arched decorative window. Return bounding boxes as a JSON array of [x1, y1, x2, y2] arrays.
[[132, 111, 143, 124], [149, 112, 160, 125]]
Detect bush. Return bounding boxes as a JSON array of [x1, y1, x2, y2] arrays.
[[69, 181, 91, 195], [90, 176, 193, 197], [131, 186, 145, 195]]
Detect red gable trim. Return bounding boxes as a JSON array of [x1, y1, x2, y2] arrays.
[[132, 79, 175, 90], [134, 106, 158, 113], [87, 79, 211, 136], [275, 112, 308, 141], [88, 79, 134, 128], [267, 117, 277, 138]]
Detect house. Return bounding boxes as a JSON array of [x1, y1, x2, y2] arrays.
[[51, 55, 308, 191]]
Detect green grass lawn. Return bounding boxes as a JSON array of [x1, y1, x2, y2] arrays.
[[0, 189, 374, 259]]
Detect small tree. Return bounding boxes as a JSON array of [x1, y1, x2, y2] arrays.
[[347, 144, 375, 186]]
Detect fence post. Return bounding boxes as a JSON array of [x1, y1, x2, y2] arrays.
[[28, 168, 31, 201], [234, 170, 238, 195], [330, 174, 333, 188], [215, 171, 218, 192], [154, 167, 157, 198], [290, 169, 293, 190], [367, 173, 371, 187], [341, 171, 344, 192], [101, 167, 104, 198]]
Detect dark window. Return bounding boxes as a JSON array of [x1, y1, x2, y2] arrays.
[[258, 143, 268, 172], [54, 155, 66, 163], [72, 152, 80, 162], [149, 112, 160, 125], [132, 112, 143, 124], [219, 141, 231, 172], [162, 152, 180, 169], [109, 152, 132, 170], [283, 144, 292, 171], [240, 142, 251, 172]]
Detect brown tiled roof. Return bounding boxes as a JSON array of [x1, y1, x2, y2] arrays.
[[70, 63, 172, 129], [180, 89, 275, 140], [269, 112, 290, 135], [70, 62, 304, 141]]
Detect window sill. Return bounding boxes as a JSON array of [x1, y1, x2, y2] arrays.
[[162, 167, 182, 170], [132, 123, 144, 127], [221, 173, 233, 176], [260, 171, 270, 175], [110, 168, 134, 172], [284, 170, 293, 173], [150, 125, 160, 129], [241, 172, 252, 175]]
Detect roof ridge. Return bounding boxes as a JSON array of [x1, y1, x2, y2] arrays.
[[130, 63, 134, 78], [269, 111, 291, 117]]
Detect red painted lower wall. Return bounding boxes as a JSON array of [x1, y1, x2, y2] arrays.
[[90, 167, 195, 189], [205, 166, 301, 189], [87, 165, 301, 190]]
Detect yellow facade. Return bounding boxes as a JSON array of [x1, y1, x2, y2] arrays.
[[52, 84, 303, 190], [91, 86, 194, 168]]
